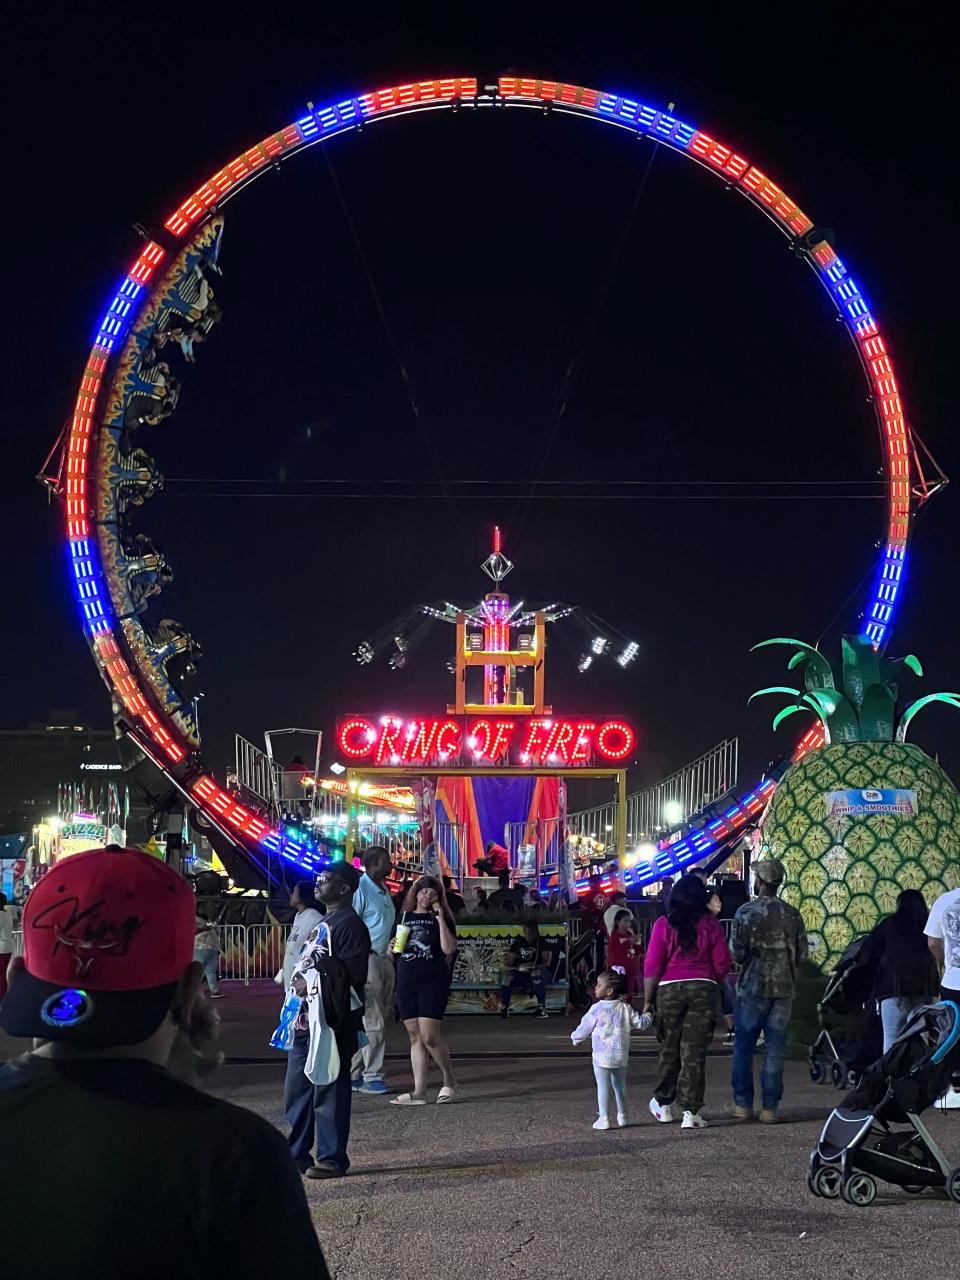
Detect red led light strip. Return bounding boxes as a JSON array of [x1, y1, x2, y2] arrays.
[[64, 76, 912, 880], [65, 242, 194, 767]]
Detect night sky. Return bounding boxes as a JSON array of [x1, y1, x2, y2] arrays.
[[5, 5, 959, 797]]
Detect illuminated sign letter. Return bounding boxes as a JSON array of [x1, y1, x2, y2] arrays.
[[338, 717, 376, 760], [403, 719, 439, 764], [375, 717, 404, 764], [596, 720, 635, 761], [519, 719, 551, 764], [571, 722, 596, 763], [548, 720, 575, 763], [435, 720, 462, 760]]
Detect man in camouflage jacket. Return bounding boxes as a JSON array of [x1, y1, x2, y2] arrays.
[[730, 859, 808, 1124]]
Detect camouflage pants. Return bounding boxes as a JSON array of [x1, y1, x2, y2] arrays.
[[653, 981, 717, 1113]]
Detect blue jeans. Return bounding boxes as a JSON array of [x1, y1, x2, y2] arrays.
[[283, 1029, 354, 1172], [195, 948, 219, 994], [501, 969, 546, 1011], [593, 1064, 628, 1119], [880, 996, 923, 1052], [732, 995, 792, 1111]]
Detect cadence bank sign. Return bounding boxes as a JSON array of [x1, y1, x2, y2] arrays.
[[336, 715, 636, 767]]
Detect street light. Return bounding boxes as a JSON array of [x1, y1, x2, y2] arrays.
[[662, 800, 684, 827]]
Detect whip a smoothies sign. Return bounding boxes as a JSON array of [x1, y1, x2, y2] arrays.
[[826, 788, 918, 817], [336, 715, 635, 767]]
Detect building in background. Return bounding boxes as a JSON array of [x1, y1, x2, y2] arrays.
[[0, 720, 119, 835]]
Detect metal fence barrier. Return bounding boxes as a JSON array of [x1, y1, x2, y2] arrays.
[[216, 922, 290, 985], [13, 917, 736, 989]]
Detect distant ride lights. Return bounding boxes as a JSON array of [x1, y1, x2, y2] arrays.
[[336, 715, 637, 767], [51, 72, 934, 884]]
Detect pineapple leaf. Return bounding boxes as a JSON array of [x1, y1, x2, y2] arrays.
[[748, 686, 802, 705], [857, 682, 896, 743], [904, 654, 923, 677], [802, 690, 860, 742], [897, 693, 960, 743], [772, 704, 810, 732], [752, 638, 835, 689], [841, 634, 881, 715]]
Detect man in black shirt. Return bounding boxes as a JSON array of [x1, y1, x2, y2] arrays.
[[486, 869, 525, 914], [500, 923, 554, 1017], [0, 846, 329, 1280], [283, 861, 370, 1179]]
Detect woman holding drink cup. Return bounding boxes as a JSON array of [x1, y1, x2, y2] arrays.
[[390, 876, 459, 1105]]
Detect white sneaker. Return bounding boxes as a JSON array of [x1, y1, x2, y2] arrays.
[[680, 1110, 707, 1129], [617, 1113, 629, 1128], [593, 1117, 612, 1130], [648, 1097, 674, 1123]]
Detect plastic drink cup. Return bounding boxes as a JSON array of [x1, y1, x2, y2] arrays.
[[393, 923, 411, 954]]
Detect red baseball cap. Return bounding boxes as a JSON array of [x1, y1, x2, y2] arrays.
[[0, 846, 195, 1045]]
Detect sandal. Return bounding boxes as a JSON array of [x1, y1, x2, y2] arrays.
[[389, 1093, 427, 1106], [437, 1086, 457, 1104]]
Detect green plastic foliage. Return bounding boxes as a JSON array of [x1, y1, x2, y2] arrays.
[[752, 639, 835, 690], [841, 636, 881, 716], [772, 705, 809, 732], [751, 634, 960, 747], [897, 694, 960, 743], [859, 683, 896, 743], [748, 685, 802, 704], [802, 691, 859, 743]]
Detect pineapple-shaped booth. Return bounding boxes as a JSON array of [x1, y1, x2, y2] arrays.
[[753, 636, 960, 971]]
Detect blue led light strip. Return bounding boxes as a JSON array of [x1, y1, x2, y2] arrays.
[[71, 75, 915, 888]]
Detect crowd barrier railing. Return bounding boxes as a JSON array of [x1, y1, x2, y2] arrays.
[[216, 922, 290, 986]]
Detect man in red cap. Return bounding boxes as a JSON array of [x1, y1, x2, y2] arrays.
[[0, 846, 329, 1280]]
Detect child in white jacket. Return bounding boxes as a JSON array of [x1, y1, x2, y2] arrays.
[[571, 970, 647, 1129]]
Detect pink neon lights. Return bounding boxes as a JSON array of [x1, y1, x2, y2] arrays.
[[336, 716, 635, 766]]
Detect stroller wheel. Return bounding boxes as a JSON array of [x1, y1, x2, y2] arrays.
[[830, 1061, 848, 1089], [946, 1168, 960, 1204], [841, 1173, 877, 1206], [810, 1167, 842, 1199], [809, 1059, 826, 1084]]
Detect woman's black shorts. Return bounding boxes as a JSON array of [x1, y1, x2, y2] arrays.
[[396, 965, 452, 1021]]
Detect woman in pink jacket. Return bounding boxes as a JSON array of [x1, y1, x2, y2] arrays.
[[643, 873, 731, 1129]]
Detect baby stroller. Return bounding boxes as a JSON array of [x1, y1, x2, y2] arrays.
[[809, 937, 881, 1089], [807, 1000, 960, 1206]]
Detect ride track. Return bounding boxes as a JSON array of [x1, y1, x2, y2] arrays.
[[54, 74, 930, 889]]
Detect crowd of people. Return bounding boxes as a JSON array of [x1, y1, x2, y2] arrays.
[[3, 840, 960, 1277]]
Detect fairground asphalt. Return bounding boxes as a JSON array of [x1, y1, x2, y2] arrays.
[[5, 980, 960, 1279]]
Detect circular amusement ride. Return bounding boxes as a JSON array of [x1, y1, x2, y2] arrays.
[[42, 74, 951, 914]]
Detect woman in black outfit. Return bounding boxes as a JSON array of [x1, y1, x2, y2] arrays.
[[390, 876, 459, 1105], [862, 888, 940, 1051]]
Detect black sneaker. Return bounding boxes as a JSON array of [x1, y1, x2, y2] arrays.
[[305, 1161, 346, 1180], [500, 1007, 509, 1019]]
